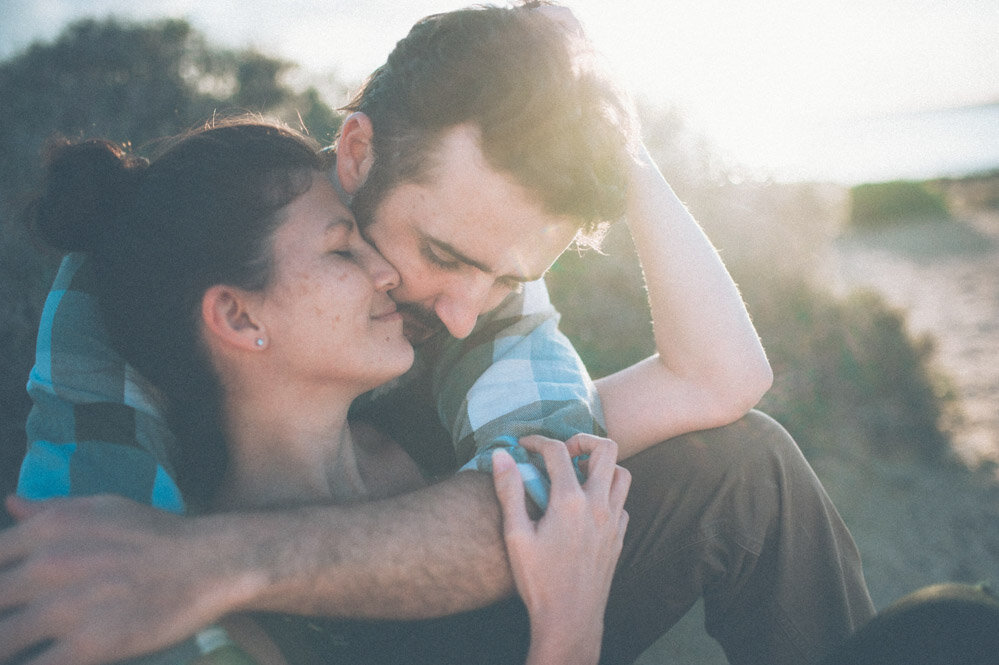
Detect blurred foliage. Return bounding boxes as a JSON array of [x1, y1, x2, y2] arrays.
[[0, 18, 958, 498], [849, 180, 951, 228], [748, 281, 951, 462], [936, 170, 999, 214], [547, 225, 654, 379]]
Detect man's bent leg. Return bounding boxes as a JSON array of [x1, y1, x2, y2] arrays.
[[600, 410, 874, 665]]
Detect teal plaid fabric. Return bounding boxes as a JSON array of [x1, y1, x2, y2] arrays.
[[429, 279, 603, 506], [19, 253, 184, 513], [15, 254, 223, 665]]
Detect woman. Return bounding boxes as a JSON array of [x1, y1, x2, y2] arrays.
[[23, 117, 629, 664]]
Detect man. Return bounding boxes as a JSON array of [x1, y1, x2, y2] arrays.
[[0, 5, 873, 665]]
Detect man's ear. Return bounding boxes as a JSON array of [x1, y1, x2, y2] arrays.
[[336, 112, 376, 196], [201, 285, 266, 352]]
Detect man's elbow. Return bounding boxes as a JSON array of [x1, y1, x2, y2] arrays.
[[714, 356, 774, 424], [747, 354, 774, 404]]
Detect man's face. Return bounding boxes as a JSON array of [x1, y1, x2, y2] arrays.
[[358, 124, 579, 342]]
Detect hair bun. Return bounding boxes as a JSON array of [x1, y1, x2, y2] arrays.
[[33, 138, 148, 253]]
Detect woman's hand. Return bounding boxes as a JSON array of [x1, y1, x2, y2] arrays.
[[491, 433, 630, 665]]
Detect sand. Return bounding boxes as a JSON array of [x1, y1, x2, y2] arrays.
[[831, 209, 999, 468]]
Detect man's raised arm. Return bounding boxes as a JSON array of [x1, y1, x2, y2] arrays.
[[596, 144, 773, 457]]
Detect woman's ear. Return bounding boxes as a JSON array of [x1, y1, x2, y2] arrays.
[[336, 112, 376, 196], [201, 285, 266, 352]]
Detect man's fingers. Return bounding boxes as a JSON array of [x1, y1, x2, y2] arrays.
[[1, 496, 88, 569], [0, 528, 24, 574], [0, 563, 29, 611], [0, 609, 50, 665], [19, 641, 86, 665], [5, 495, 48, 522], [0, 528, 31, 610], [0, 497, 37, 567], [491, 449, 531, 537]]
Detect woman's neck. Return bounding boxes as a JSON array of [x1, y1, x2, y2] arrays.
[[213, 381, 368, 511]]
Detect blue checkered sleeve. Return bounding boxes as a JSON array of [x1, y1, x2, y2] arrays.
[[433, 279, 605, 508], [18, 253, 184, 512]]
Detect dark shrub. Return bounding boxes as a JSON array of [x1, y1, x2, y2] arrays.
[[750, 277, 951, 462], [849, 180, 951, 228]]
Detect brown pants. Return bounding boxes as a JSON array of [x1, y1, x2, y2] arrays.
[[603, 410, 874, 664], [262, 410, 874, 664]]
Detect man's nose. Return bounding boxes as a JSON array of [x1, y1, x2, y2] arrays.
[[434, 275, 493, 339]]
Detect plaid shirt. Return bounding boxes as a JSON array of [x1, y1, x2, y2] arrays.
[[19, 253, 604, 511]]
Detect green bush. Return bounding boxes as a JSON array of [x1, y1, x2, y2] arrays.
[[745, 276, 951, 462], [849, 180, 951, 228], [545, 224, 654, 379]]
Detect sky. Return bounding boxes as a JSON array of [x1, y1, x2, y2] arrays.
[[2, 0, 998, 182]]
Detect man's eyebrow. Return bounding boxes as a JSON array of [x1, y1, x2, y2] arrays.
[[423, 233, 543, 283]]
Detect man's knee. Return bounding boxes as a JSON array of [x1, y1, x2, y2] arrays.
[[621, 409, 796, 484], [700, 409, 799, 464], [655, 409, 803, 484], [620, 410, 802, 538]]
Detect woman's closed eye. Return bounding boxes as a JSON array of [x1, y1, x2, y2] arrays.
[[328, 249, 358, 264]]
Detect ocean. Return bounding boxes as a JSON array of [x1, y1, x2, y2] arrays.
[[719, 103, 999, 185]]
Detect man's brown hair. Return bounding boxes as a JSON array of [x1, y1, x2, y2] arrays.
[[342, 3, 637, 237]]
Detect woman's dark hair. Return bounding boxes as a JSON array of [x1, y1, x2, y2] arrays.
[[31, 117, 329, 505]]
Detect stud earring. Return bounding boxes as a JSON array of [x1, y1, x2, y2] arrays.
[[255, 338, 265, 348]]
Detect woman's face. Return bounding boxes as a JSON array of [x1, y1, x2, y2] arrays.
[[255, 172, 414, 392]]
